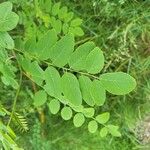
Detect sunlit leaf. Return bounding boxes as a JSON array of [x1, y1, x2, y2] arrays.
[[100, 72, 136, 95]]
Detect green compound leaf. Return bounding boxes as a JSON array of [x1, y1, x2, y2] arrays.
[[25, 30, 58, 60], [44, 66, 62, 98], [69, 27, 84, 37], [62, 23, 69, 34], [42, 0, 52, 13], [100, 72, 137, 95], [33, 90, 47, 107], [51, 17, 62, 34], [0, 64, 15, 79], [73, 27, 84, 37], [73, 113, 85, 127], [0, 47, 8, 62], [0, 63, 18, 89], [90, 80, 106, 106], [69, 41, 95, 71], [0, 2, 12, 15], [29, 61, 44, 86], [0, 32, 14, 49], [4, 1, 137, 138], [85, 47, 104, 74], [88, 120, 98, 133], [58, 6, 68, 20], [70, 18, 83, 27], [71, 105, 84, 113], [100, 127, 108, 137], [82, 108, 95, 118], [49, 34, 74, 67], [36, 29, 58, 60], [96, 112, 110, 124], [24, 38, 36, 55], [18, 56, 31, 71], [48, 99, 60, 114], [61, 106, 72, 120], [0, 12, 19, 32], [18, 57, 44, 86], [79, 75, 95, 106], [0, 2, 19, 32], [52, 2, 61, 16], [64, 12, 74, 23], [1, 75, 18, 89], [61, 72, 82, 106], [107, 125, 121, 137]]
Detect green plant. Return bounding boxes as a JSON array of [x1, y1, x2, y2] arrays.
[[11, 0, 84, 39], [16, 27, 137, 136], [0, 1, 19, 89], [0, 1, 138, 149], [0, 105, 22, 149], [35, 1, 84, 36]]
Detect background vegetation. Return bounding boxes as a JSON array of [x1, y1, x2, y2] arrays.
[[0, 0, 150, 149]]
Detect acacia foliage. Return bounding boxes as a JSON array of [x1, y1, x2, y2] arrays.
[[0, 2, 137, 148], [18, 29, 136, 136]]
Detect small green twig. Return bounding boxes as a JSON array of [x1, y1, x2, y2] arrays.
[[7, 50, 23, 127]]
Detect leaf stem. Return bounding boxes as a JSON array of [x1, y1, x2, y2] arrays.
[[7, 50, 23, 127], [13, 48, 100, 80]]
